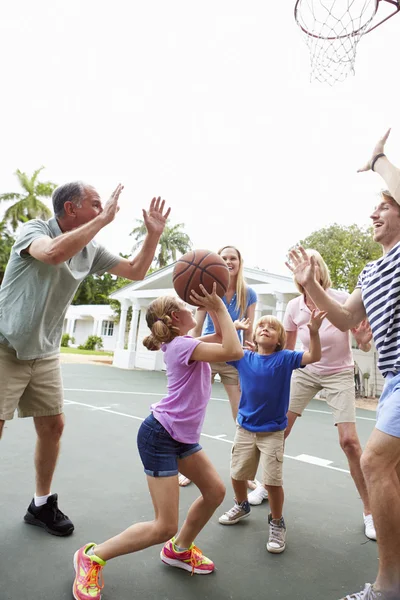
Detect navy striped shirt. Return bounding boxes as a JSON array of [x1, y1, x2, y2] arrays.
[[356, 242, 400, 376]]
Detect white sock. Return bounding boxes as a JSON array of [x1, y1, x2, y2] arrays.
[[34, 493, 51, 507]]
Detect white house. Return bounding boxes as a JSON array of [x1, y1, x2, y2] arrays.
[[63, 304, 120, 351]]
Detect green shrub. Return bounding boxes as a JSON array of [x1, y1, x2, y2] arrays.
[[78, 335, 103, 351], [61, 333, 75, 347]]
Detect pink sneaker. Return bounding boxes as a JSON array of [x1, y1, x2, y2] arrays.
[[160, 537, 215, 575], [73, 543, 106, 600]]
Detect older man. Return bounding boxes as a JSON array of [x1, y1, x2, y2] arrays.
[[0, 182, 170, 536], [287, 129, 400, 600]]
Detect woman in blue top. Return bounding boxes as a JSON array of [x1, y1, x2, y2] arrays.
[[192, 245, 257, 418], [179, 246, 257, 488]]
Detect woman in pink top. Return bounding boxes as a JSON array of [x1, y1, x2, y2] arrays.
[[248, 250, 376, 541], [71, 284, 243, 600]]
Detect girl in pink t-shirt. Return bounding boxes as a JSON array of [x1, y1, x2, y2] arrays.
[[72, 284, 243, 599]]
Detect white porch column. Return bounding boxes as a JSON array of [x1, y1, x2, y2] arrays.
[[275, 294, 287, 322], [254, 304, 262, 323], [96, 319, 103, 337], [67, 318, 76, 336], [128, 304, 140, 352], [92, 319, 99, 336], [116, 299, 131, 350]]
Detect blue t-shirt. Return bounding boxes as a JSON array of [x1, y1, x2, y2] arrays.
[[203, 287, 257, 340], [229, 349, 304, 432]]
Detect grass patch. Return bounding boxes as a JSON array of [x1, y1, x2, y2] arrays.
[[60, 347, 114, 356]]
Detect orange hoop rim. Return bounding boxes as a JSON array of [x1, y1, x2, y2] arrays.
[[294, 0, 400, 40]]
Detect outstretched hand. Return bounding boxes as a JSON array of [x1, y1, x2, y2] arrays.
[[286, 246, 317, 289], [351, 319, 372, 346], [244, 340, 256, 351], [357, 128, 391, 172], [143, 197, 171, 236], [307, 309, 327, 335], [234, 317, 251, 331], [101, 184, 124, 225]]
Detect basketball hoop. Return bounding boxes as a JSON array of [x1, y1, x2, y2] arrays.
[[294, 0, 400, 85]]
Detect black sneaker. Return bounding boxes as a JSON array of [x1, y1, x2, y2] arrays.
[[24, 493, 74, 536]]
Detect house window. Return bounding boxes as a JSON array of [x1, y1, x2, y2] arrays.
[[101, 320, 114, 336]]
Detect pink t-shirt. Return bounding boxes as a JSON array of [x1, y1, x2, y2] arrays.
[[151, 336, 212, 444], [283, 289, 353, 376]]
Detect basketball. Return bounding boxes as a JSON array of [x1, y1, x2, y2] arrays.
[[172, 249, 230, 305]]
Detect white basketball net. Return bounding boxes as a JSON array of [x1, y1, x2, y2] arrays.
[[295, 0, 378, 85]]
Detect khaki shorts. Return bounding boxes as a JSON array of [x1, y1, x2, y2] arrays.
[[0, 345, 63, 420], [230, 424, 284, 486], [210, 362, 238, 386], [289, 367, 356, 425]]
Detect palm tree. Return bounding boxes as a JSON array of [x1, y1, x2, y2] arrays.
[[130, 218, 192, 269], [0, 167, 56, 231]]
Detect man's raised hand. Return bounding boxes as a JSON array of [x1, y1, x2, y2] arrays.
[[143, 197, 171, 236], [357, 128, 391, 173], [101, 184, 124, 226]]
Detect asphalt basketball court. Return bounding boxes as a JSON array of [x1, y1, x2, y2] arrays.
[[1, 363, 378, 600]]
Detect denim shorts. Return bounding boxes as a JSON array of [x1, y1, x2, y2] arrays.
[[376, 372, 400, 439], [137, 413, 202, 477]]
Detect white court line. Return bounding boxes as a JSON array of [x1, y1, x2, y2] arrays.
[[64, 388, 377, 422], [64, 387, 228, 403], [64, 398, 350, 475]]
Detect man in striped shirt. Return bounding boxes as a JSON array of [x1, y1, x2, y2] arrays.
[[287, 129, 400, 600]]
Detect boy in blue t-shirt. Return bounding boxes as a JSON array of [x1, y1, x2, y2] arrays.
[[218, 310, 325, 554]]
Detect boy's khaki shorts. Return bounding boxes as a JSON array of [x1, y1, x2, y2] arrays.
[[210, 362, 238, 386], [230, 424, 284, 486], [289, 367, 356, 425], [0, 345, 63, 420]]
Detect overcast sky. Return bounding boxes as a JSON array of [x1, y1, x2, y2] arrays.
[[1, 1, 399, 275]]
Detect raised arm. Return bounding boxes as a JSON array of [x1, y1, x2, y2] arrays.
[[301, 309, 326, 366], [243, 302, 256, 344], [358, 129, 400, 205], [286, 247, 367, 331], [108, 197, 170, 280], [28, 185, 123, 265], [189, 285, 244, 363]]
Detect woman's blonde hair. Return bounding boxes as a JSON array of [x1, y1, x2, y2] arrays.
[[252, 315, 286, 353], [218, 245, 248, 318], [143, 296, 182, 351], [294, 249, 332, 294]]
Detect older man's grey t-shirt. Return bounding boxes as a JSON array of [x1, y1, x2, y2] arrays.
[[0, 217, 121, 360]]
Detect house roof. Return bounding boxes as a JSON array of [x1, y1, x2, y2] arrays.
[[66, 304, 115, 319]]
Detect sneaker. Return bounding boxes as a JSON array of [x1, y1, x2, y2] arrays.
[[266, 513, 286, 554], [218, 500, 251, 525], [339, 583, 389, 599], [73, 543, 106, 600], [24, 493, 74, 536], [363, 513, 377, 541], [160, 537, 214, 575], [248, 484, 269, 505]]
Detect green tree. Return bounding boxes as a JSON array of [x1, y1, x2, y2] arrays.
[[72, 273, 118, 305], [298, 224, 382, 292], [0, 167, 56, 231], [0, 223, 15, 283], [130, 218, 192, 269]]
